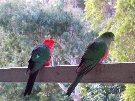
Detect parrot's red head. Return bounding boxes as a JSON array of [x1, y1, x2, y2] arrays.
[[43, 39, 55, 50]]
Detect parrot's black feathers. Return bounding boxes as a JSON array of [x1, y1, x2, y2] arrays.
[[24, 70, 39, 96], [25, 59, 35, 74]]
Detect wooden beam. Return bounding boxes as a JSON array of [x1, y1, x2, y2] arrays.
[[0, 62, 135, 83]]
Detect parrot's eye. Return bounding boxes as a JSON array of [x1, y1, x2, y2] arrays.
[[108, 35, 111, 37]]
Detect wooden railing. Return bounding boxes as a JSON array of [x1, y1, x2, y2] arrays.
[[0, 62, 135, 83]]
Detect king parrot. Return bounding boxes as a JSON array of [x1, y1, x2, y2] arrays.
[[24, 39, 55, 96], [66, 32, 114, 96]]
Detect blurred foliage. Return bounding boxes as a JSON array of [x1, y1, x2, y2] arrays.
[[85, 0, 110, 30], [80, 83, 125, 101], [0, 29, 31, 67], [110, 0, 135, 62], [0, 0, 83, 39], [54, 30, 98, 65], [121, 84, 135, 101], [0, 83, 72, 101]]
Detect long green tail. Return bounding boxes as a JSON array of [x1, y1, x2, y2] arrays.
[[66, 74, 84, 96]]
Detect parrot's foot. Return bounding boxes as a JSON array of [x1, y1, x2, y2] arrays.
[[98, 62, 106, 65]]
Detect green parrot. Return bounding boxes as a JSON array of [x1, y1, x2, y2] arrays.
[[66, 32, 114, 96], [24, 39, 55, 96]]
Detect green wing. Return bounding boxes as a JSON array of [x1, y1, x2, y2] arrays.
[[29, 44, 50, 74], [77, 39, 108, 75]]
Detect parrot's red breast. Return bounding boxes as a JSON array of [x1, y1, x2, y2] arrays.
[[99, 49, 109, 64]]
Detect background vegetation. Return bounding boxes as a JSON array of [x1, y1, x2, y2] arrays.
[[0, 0, 135, 100]]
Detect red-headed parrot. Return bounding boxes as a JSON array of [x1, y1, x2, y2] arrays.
[[24, 39, 55, 96], [66, 32, 114, 96]]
